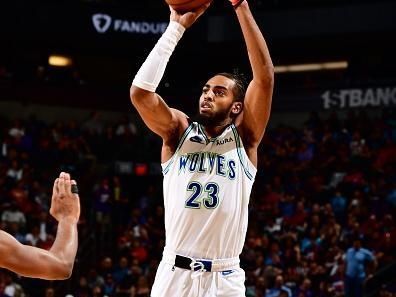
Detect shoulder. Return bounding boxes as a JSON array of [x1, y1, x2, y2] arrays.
[[163, 111, 191, 153], [165, 109, 190, 141]]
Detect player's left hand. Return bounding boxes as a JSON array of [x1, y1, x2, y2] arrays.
[[50, 172, 81, 224]]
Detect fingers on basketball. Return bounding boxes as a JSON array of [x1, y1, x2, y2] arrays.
[[166, 0, 212, 13]]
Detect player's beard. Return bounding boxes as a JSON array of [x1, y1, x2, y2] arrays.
[[194, 107, 232, 127]]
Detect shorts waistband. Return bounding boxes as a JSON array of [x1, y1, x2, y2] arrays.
[[162, 250, 240, 272]]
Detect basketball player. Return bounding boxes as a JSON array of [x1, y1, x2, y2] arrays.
[[0, 172, 80, 280], [130, 0, 273, 295]]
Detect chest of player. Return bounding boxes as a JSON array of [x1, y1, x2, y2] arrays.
[[177, 132, 238, 180]]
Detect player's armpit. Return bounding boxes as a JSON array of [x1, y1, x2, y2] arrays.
[[236, 77, 273, 146]]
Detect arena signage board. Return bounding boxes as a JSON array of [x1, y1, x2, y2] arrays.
[[321, 87, 396, 109], [91, 13, 168, 35]]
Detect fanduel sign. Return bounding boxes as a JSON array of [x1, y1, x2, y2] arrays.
[[322, 87, 396, 109], [92, 13, 167, 35]]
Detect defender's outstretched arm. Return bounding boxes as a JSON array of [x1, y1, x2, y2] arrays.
[[0, 172, 80, 280]]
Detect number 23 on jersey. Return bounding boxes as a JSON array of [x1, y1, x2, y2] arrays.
[[185, 181, 220, 209]]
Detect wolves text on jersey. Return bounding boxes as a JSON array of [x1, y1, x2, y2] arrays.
[[178, 152, 236, 179]]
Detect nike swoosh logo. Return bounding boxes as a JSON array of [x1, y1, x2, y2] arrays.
[[190, 136, 204, 144], [221, 270, 234, 276]]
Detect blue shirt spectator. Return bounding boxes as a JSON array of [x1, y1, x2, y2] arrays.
[[386, 187, 396, 207], [345, 246, 374, 278], [331, 191, 347, 217], [265, 287, 292, 297], [265, 275, 292, 297]]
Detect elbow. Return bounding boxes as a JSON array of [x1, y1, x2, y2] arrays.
[[263, 65, 275, 86], [130, 85, 151, 107], [130, 85, 141, 107], [255, 65, 274, 88], [54, 261, 74, 280], [63, 263, 74, 279]]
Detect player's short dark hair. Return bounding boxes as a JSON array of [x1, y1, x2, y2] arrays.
[[216, 71, 247, 103]]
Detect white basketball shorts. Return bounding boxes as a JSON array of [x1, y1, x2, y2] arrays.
[[151, 261, 246, 297]]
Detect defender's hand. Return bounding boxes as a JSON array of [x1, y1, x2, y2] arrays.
[[169, 1, 212, 29], [50, 172, 80, 224]]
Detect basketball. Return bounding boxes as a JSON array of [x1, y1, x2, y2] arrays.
[[166, 0, 212, 13]]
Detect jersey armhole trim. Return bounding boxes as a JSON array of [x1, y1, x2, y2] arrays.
[[198, 124, 209, 143], [231, 124, 255, 181], [162, 123, 194, 175]]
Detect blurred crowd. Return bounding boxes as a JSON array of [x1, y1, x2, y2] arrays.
[[0, 108, 395, 297]]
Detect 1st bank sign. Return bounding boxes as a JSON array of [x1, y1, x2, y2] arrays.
[[92, 13, 167, 35]]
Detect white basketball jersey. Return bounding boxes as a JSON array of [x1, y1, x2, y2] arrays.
[[161, 122, 257, 260]]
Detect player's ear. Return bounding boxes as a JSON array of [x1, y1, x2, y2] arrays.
[[231, 102, 243, 116]]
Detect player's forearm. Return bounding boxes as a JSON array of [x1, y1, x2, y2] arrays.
[[48, 217, 78, 278], [235, 1, 274, 82], [0, 229, 76, 280], [132, 21, 185, 93]]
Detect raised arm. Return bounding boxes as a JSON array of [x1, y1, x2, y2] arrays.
[[233, 0, 274, 153], [130, 4, 211, 141], [0, 172, 80, 280]]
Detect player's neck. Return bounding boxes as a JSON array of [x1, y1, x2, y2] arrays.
[[202, 121, 232, 139]]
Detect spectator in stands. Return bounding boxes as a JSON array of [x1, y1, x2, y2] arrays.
[[295, 278, 314, 297], [87, 268, 105, 290], [1, 202, 26, 231], [386, 183, 396, 207], [6, 160, 23, 181], [344, 235, 376, 297], [0, 109, 395, 296], [24, 225, 42, 247], [8, 120, 25, 140], [81, 111, 103, 135], [6, 222, 25, 243], [115, 115, 138, 137], [331, 191, 347, 220], [265, 274, 292, 297], [3, 272, 24, 297]]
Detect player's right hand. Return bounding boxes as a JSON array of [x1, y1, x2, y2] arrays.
[[50, 172, 80, 224], [169, 1, 212, 29]]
